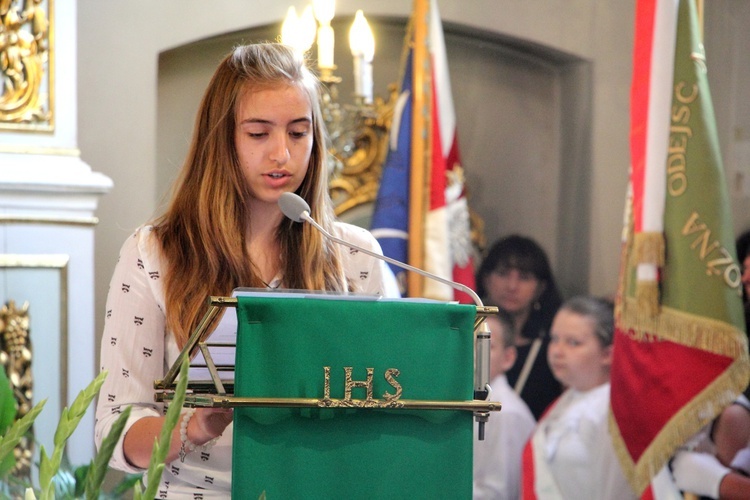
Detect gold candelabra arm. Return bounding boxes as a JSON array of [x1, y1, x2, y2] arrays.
[[327, 83, 399, 220]]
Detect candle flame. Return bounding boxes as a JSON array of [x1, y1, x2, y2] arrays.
[[349, 10, 375, 62]]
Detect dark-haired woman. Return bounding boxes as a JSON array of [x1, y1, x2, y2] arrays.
[[477, 235, 563, 419]]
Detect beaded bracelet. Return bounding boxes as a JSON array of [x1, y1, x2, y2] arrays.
[[178, 408, 220, 462]]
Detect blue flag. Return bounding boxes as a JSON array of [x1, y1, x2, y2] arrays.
[[369, 50, 413, 288]]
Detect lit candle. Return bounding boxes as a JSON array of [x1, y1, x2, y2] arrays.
[[298, 5, 317, 53], [313, 0, 336, 70], [349, 10, 375, 102], [281, 6, 301, 51]]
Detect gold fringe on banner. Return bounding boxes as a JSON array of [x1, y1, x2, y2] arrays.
[[621, 296, 748, 358], [613, 297, 750, 494], [611, 353, 750, 494], [631, 231, 665, 317], [635, 280, 660, 318], [633, 231, 666, 266]]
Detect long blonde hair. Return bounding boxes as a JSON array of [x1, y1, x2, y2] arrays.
[[153, 43, 348, 347]]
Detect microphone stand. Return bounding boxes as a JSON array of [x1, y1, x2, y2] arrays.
[[297, 210, 493, 439]]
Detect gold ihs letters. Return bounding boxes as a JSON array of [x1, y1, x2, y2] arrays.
[[320, 366, 403, 408]]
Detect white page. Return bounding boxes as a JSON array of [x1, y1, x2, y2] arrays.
[[186, 288, 445, 383]]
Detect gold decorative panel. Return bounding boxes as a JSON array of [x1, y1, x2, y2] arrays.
[[0, 300, 32, 477], [0, 0, 54, 131], [0, 253, 68, 480]]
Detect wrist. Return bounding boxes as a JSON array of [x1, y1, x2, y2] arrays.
[[186, 409, 216, 444], [178, 408, 220, 462]]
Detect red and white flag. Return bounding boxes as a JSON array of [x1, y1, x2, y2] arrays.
[[423, 0, 475, 303], [371, 0, 476, 303]]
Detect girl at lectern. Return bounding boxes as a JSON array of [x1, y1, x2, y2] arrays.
[[94, 43, 393, 497]]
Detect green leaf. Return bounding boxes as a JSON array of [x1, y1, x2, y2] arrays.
[[40, 370, 108, 500], [84, 405, 132, 500], [38, 446, 52, 500], [74, 463, 90, 498], [132, 480, 143, 500], [39, 483, 54, 500], [0, 399, 46, 469], [110, 473, 143, 497], [0, 452, 15, 480], [140, 357, 189, 500], [52, 407, 70, 445], [0, 375, 17, 477], [54, 371, 108, 446], [0, 367, 17, 433]]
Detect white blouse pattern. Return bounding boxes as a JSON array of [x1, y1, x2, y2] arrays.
[[94, 223, 392, 498]]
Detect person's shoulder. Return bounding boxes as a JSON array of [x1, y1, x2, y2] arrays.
[[572, 384, 611, 424], [122, 224, 159, 250], [117, 225, 163, 265], [331, 221, 379, 249]]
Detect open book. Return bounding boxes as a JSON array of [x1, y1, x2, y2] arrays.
[[186, 288, 441, 383]]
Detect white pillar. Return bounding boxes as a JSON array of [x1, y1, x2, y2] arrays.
[[0, 0, 112, 467]]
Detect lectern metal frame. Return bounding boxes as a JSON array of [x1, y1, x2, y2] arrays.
[[154, 295, 501, 415]]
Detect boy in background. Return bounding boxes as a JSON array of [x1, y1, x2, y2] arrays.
[[474, 310, 536, 499]]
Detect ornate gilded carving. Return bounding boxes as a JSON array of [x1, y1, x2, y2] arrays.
[[0, 0, 52, 129], [325, 83, 487, 255], [0, 300, 33, 478], [327, 85, 398, 219]]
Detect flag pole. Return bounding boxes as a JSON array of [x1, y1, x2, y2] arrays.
[[695, 0, 703, 40], [408, 0, 430, 297]]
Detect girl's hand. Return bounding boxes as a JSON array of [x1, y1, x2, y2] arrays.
[[190, 407, 233, 443]]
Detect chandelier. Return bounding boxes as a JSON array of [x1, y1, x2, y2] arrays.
[[281, 1, 395, 219]]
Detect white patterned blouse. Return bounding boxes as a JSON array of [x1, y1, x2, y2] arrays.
[[94, 223, 392, 498]]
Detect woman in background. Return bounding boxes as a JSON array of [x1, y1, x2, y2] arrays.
[[476, 235, 563, 419]]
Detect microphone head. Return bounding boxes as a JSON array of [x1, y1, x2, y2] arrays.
[[278, 192, 311, 222]]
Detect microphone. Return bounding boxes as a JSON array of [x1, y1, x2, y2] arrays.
[[279, 192, 493, 438], [280, 193, 483, 303]]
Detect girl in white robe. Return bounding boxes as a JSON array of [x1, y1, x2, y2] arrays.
[[521, 296, 636, 500]]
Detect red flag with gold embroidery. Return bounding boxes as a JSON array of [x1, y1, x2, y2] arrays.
[[610, 0, 750, 494]]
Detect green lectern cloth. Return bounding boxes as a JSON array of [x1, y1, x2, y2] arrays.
[[231, 295, 475, 499]]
